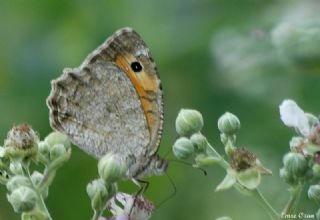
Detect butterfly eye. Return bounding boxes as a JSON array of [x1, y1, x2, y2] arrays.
[[130, 61, 143, 72]]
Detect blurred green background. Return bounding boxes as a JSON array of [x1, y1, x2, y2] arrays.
[[1, 0, 320, 219]]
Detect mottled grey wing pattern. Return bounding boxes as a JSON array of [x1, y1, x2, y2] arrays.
[[47, 61, 150, 165], [80, 28, 164, 158]]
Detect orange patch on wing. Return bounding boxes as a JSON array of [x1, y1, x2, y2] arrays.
[[115, 55, 159, 134]]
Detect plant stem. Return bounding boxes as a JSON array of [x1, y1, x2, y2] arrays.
[[252, 189, 280, 220], [281, 184, 303, 216], [91, 210, 100, 220], [39, 149, 71, 192], [24, 167, 52, 220], [206, 142, 230, 170]]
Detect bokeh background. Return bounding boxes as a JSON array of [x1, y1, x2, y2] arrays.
[[1, 1, 320, 219]]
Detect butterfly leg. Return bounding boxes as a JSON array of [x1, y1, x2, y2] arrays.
[[128, 178, 150, 218], [132, 178, 150, 195]]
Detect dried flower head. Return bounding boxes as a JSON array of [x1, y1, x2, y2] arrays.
[[4, 124, 39, 160], [230, 148, 256, 172]]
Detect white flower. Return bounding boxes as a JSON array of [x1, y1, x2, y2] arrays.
[[279, 99, 310, 136], [107, 193, 154, 220]]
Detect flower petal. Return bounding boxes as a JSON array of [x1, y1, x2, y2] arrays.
[[107, 193, 154, 220], [279, 99, 310, 136]]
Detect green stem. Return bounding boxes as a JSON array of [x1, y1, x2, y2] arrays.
[[281, 184, 303, 216], [91, 210, 100, 220], [252, 189, 280, 220], [39, 149, 71, 192], [24, 167, 52, 220], [206, 142, 230, 170]]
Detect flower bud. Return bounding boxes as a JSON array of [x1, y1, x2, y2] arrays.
[[279, 168, 296, 185], [7, 175, 31, 192], [49, 144, 67, 160], [45, 132, 71, 150], [289, 137, 304, 152], [9, 163, 23, 175], [87, 179, 117, 210], [31, 171, 43, 186], [190, 133, 207, 152], [7, 186, 37, 213], [172, 137, 194, 160], [175, 109, 204, 137], [218, 112, 241, 135], [4, 124, 39, 161], [98, 154, 127, 183], [31, 171, 48, 198], [38, 141, 50, 156], [308, 185, 320, 202], [21, 211, 48, 220], [283, 152, 308, 176], [86, 179, 108, 201]]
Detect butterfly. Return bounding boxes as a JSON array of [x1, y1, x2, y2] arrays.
[[47, 27, 168, 179]]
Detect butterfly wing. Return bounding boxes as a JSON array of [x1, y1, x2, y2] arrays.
[[47, 28, 164, 177], [82, 28, 164, 158], [48, 61, 150, 163]]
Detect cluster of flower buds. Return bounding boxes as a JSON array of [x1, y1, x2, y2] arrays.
[[87, 153, 155, 220], [172, 109, 271, 193], [0, 124, 71, 220], [87, 153, 127, 217], [216, 113, 271, 192], [279, 99, 320, 214], [173, 109, 220, 168]]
